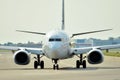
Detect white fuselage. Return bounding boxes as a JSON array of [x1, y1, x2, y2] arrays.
[[43, 30, 72, 59]]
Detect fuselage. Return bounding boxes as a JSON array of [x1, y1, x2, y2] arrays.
[[43, 30, 72, 59]]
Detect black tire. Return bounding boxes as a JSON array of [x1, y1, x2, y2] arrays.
[[56, 64, 59, 70], [34, 61, 38, 69], [83, 60, 86, 68], [53, 65, 55, 70], [53, 64, 59, 70], [76, 60, 80, 68], [40, 61, 44, 69]]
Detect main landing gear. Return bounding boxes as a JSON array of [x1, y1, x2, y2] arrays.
[[34, 55, 44, 69], [76, 54, 86, 69], [52, 59, 59, 70]]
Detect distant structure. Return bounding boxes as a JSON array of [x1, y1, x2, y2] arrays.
[[72, 37, 120, 48], [91, 37, 120, 46], [1, 37, 120, 48], [1, 41, 42, 48], [72, 39, 93, 48]]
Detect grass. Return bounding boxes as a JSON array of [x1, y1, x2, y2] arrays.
[[0, 49, 10, 52], [103, 51, 120, 57]]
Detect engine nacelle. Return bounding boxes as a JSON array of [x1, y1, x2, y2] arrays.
[[87, 49, 104, 64], [13, 50, 30, 65]]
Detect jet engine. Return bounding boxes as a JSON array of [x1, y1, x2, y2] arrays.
[[87, 49, 104, 64], [13, 50, 30, 65]]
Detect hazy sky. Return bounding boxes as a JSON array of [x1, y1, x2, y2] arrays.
[[0, 0, 120, 43]]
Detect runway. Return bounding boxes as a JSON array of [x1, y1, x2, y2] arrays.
[[0, 51, 120, 80]]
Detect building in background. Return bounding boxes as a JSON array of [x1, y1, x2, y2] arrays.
[[71, 39, 93, 48]]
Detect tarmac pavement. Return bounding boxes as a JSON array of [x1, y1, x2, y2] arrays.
[[0, 51, 120, 80]]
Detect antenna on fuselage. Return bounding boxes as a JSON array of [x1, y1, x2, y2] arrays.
[[61, 0, 65, 30]]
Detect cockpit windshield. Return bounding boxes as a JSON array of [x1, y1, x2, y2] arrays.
[[49, 39, 54, 41], [49, 38, 62, 42]]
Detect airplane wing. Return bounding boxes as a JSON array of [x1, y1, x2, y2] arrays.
[[71, 44, 120, 55], [71, 29, 112, 38], [16, 30, 46, 35], [0, 46, 43, 55]]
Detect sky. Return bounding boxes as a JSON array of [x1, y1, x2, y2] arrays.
[[0, 0, 120, 43]]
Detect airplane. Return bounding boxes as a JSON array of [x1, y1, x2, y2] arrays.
[[0, 0, 120, 70]]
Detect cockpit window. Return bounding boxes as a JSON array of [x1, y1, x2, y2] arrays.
[[49, 38, 62, 42], [49, 38, 54, 41], [56, 39, 61, 41]]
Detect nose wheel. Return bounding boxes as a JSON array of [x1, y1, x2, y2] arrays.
[[76, 54, 86, 69], [34, 55, 44, 69], [53, 59, 59, 70]]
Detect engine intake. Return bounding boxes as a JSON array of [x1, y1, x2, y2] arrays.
[[13, 50, 30, 65], [87, 49, 104, 64]]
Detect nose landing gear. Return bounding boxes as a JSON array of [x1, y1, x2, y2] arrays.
[[76, 54, 86, 69], [52, 59, 59, 70]]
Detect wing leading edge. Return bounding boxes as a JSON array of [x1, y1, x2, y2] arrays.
[[16, 30, 46, 35], [71, 29, 112, 38], [0, 46, 43, 55], [71, 44, 120, 55]]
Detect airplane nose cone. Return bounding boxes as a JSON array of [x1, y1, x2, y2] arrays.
[[48, 43, 61, 58], [49, 43, 60, 50], [50, 45, 59, 54], [50, 45, 57, 50]]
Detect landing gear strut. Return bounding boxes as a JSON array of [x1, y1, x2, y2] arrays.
[[34, 55, 44, 69], [76, 54, 86, 68], [53, 59, 59, 70]]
